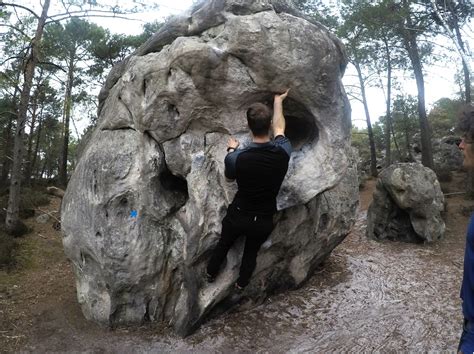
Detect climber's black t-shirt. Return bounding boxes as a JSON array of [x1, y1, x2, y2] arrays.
[[224, 135, 292, 215]]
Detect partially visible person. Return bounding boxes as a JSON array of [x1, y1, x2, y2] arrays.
[[457, 104, 474, 353]]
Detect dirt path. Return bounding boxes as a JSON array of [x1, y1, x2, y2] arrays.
[[0, 172, 471, 351]]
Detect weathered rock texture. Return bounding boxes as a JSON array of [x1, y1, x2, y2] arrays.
[[411, 135, 463, 173], [367, 163, 445, 243], [433, 136, 463, 172], [61, 0, 358, 336]]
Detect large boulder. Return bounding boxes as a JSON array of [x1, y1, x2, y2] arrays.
[[367, 163, 445, 243], [61, 0, 358, 336]]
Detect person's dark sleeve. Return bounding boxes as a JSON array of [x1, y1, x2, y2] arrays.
[[274, 135, 292, 156], [224, 150, 240, 180]]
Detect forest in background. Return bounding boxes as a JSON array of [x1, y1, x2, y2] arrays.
[[0, 0, 472, 262], [294, 0, 472, 177], [0, 0, 163, 240]]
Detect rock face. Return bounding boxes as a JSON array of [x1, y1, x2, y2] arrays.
[[61, 0, 358, 336], [411, 135, 463, 173], [433, 136, 463, 172], [367, 163, 445, 243]]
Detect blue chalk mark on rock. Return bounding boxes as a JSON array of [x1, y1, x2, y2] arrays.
[[130, 210, 138, 218]]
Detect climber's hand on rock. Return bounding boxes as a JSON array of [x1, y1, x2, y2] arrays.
[[274, 89, 290, 102], [227, 137, 240, 150]]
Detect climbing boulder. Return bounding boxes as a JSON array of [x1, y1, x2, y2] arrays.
[[61, 0, 357, 336], [367, 163, 445, 243]]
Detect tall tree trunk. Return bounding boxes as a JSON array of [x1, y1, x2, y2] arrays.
[[453, 25, 471, 104], [403, 112, 411, 160], [403, 32, 434, 169], [59, 54, 75, 188], [5, 0, 51, 234], [40, 158, 47, 180], [24, 86, 40, 185], [390, 119, 402, 160], [30, 107, 44, 183], [354, 60, 378, 177], [384, 38, 392, 166]]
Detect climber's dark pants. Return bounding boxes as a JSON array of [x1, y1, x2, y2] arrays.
[[207, 204, 274, 288]]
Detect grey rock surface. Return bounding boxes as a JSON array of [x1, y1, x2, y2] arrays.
[[433, 137, 463, 172], [62, 0, 357, 336], [410, 135, 463, 172], [367, 163, 445, 243], [35, 214, 50, 224]]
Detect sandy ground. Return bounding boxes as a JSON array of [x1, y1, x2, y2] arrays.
[[0, 172, 471, 352]]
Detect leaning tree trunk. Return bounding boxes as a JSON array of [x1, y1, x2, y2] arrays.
[[59, 53, 75, 188], [5, 0, 51, 234], [354, 60, 377, 177], [404, 32, 434, 170]]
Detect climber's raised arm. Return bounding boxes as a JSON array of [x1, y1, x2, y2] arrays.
[[272, 89, 290, 137]]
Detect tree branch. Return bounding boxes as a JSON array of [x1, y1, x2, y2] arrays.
[[0, 23, 31, 39], [38, 61, 67, 72], [0, 54, 25, 66], [0, 2, 39, 19], [45, 13, 145, 25], [430, 0, 472, 75]]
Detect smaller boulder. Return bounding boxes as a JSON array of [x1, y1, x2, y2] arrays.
[[47, 186, 65, 198], [36, 214, 50, 224], [367, 163, 445, 243], [433, 136, 463, 172]]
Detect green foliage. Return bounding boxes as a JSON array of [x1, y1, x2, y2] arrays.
[[429, 97, 464, 138], [293, 0, 340, 29], [88, 31, 139, 80], [43, 17, 107, 66], [391, 95, 420, 158], [372, 121, 386, 152], [351, 125, 370, 162], [428, 0, 474, 30], [137, 20, 163, 43], [35, 115, 62, 179], [88, 20, 163, 81], [67, 136, 79, 173], [0, 96, 16, 152]]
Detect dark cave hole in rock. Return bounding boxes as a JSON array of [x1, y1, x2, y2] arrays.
[[167, 103, 180, 119], [251, 93, 318, 150], [283, 97, 318, 150], [159, 168, 189, 206], [378, 202, 424, 244], [318, 213, 329, 232]]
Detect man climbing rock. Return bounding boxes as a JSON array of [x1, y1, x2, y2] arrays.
[[206, 89, 292, 290]]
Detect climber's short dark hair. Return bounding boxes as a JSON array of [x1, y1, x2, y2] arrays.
[[246, 103, 272, 137]]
